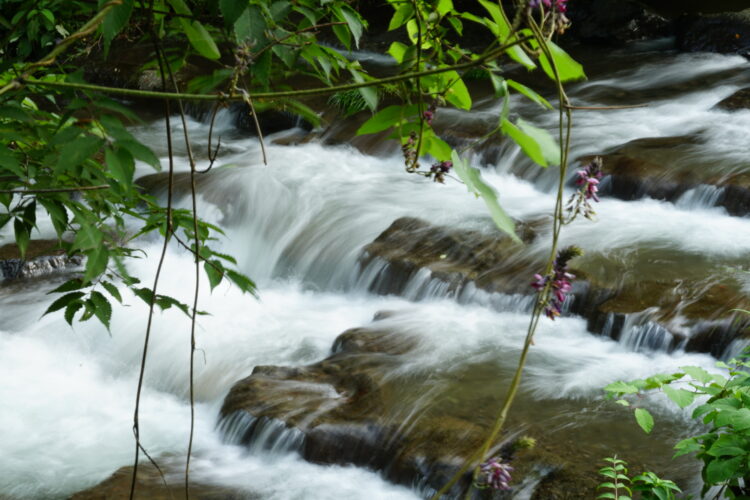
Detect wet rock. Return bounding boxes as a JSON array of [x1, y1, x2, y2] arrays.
[[220, 326, 598, 497], [581, 136, 750, 216], [677, 9, 750, 54], [69, 462, 254, 500], [0, 240, 83, 282], [715, 87, 750, 110], [567, 0, 671, 46], [360, 217, 750, 357]]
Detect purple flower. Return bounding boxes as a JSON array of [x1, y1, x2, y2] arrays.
[[529, 0, 567, 13], [429, 160, 453, 183], [567, 157, 604, 220], [531, 246, 582, 320], [478, 457, 513, 490], [423, 110, 434, 125]]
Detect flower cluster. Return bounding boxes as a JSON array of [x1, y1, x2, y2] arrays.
[[529, 0, 567, 13], [531, 246, 582, 320], [401, 131, 419, 172], [477, 457, 513, 491], [429, 160, 452, 183], [423, 102, 437, 126], [529, 0, 570, 34], [566, 157, 603, 221]]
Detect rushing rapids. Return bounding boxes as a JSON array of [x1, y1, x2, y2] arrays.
[[2, 42, 750, 498]]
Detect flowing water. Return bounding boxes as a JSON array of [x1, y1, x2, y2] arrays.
[[2, 41, 750, 498]]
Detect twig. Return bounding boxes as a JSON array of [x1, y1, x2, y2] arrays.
[[242, 91, 268, 166], [129, 2, 175, 498]]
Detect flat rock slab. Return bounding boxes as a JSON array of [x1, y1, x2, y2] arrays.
[[69, 462, 256, 500]]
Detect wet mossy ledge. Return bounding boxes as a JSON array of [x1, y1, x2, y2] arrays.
[[359, 217, 750, 359], [219, 324, 602, 499], [0, 240, 83, 282]]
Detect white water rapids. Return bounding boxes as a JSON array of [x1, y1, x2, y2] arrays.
[[2, 44, 750, 498]]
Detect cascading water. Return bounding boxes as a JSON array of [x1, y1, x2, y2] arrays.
[[2, 42, 750, 498]]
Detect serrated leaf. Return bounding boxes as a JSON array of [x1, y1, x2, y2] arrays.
[[14, 217, 30, 258], [49, 278, 85, 294], [89, 290, 112, 329], [118, 140, 160, 170], [101, 281, 122, 303], [336, 5, 363, 49], [56, 135, 103, 174], [64, 301, 83, 325], [105, 147, 135, 189], [45, 292, 85, 315], [204, 260, 224, 290], [84, 246, 109, 283], [634, 408, 654, 434]]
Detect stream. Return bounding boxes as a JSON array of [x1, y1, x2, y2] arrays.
[[2, 40, 750, 498]]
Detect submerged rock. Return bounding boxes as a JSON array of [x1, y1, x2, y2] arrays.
[[69, 462, 254, 500], [715, 87, 750, 110]]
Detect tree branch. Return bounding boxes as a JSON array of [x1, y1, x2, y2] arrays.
[[16, 37, 532, 102]]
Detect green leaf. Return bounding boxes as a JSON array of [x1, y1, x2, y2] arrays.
[[204, 260, 224, 290], [501, 118, 560, 167], [706, 433, 748, 457], [388, 2, 413, 31], [118, 140, 160, 170], [105, 147, 135, 189], [179, 19, 221, 60], [84, 246, 109, 283], [45, 292, 85, 315], [680, 366, 714, 384], [101, 281, 122, 303], [89, 290, 112, 329], [332, 23, 351, 50], [436, 0, 453, 16], [356, 104, 418, 135], [663, 386, 695, 409], [49, 278, 85, 294], [234, 5, 265, 43], [729, 408, 750, 430], [634, 408, 654, 434], [64, 301, 83, 325], [442, 71, 471, 110], [226, 269, 257, 296], [538, 40, 586, 83], [56, 135, 103, 174], [220, 0, 247, 25], [451, 151, 520, 243], [101, 0, 133, 46], [388, 41, 408, 64], [336, 6, 363, 49], [507, 79, 553, 109], [705, 456, 744, 484], [13, 217, 30, 258]]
